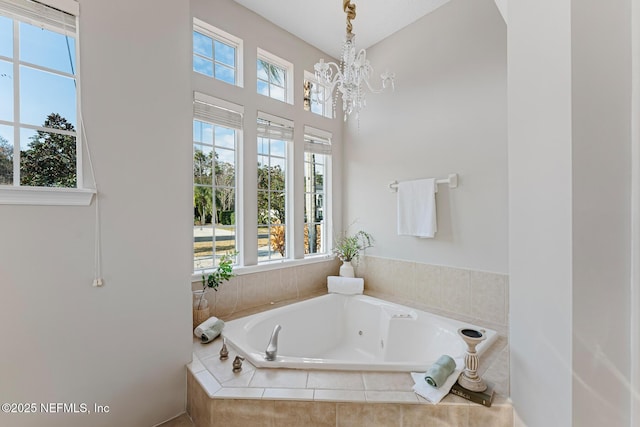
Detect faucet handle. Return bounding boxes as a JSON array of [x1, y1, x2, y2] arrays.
[[220, 338, 229, 360], [232, 355, 245, 372]]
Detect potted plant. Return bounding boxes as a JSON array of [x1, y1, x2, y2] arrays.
[[193, 251, 237, 328], [332, 230, 373, 277]]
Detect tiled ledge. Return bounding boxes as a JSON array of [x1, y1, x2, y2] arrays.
[[187, 336, 512, 427]]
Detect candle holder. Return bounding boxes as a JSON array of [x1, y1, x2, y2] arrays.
[[457, 327, 487, 392]]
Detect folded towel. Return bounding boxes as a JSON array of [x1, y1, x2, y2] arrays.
[[327, 276, 364, 295], [397, 178, 437, 238], [194, 316, 225, 343], [411, 358, 464, 404], [425, 355, 456, 388]]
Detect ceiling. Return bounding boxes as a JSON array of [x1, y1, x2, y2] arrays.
[[232, 0, 451, 59]]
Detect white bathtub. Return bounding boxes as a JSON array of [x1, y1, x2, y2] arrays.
[[222, 293, 497, 372]]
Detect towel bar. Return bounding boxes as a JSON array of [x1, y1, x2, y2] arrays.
[[388, 173, 458, 192]]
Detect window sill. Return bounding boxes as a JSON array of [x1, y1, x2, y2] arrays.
[[0, 186, 96, 206], [191, 254, 335, 282]]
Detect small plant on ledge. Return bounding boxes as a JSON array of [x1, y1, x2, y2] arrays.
[[196, 251, 238, 310], [333, 230, 374, 277]]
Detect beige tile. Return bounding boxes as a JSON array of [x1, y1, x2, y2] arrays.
[[192, 336, 224, 360], [262, 387, 314, 401], [187, 353, 206, 374], [211, 277, 239, 318], [362, 371, 414, 391], [307, 370, 364, 390], [221, 369, 255, 387], [210, 399, 274, 427], [336, 402, 373, 427], [370, 403, 402, 427], [314, 389, 367, 402], [402, 403, 469, 427], [273, 401, 336, 427], [240, 273, 269, 310], [249, 368, 308, 388], [470, 271, 508, 325], [365, 390, 419, 403], [186, 370, 212, 427], [440, 266, 471, 316], [468, 403, 513, 427], [200, 352, 255, 384], [194, 370, 222, 397], [336, 402, 401, 427], [213, 387, 265, 399], [414, 262, 442, 309]]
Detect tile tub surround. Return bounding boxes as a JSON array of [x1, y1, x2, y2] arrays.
[[357, 256, 509, 336], [192, 258, 340, 319], [187, 336, 512, 427]]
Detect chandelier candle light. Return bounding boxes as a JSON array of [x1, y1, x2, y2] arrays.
[[314, 0, 395, 121]]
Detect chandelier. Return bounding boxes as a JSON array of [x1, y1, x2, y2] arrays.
[[313, 0, 395, 121]]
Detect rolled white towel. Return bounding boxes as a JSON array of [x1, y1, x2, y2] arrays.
[[327, 276, 364, 295], [194, 316, 224, 338]]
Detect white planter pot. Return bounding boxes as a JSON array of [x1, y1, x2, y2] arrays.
[[339, 261, 355, 277]]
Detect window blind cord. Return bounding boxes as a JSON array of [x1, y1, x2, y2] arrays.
[[65, 22, 102, 288], [81, 117, 103, 287]]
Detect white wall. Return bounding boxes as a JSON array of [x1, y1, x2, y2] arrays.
[[571, 0, 631, 425], [509, 0, 633, 426], [343, 0, 507, 274], [508, 0, 573, 425], [0, 1, 193, 426]]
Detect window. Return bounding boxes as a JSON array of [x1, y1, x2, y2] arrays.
[[193, 93, 242, 270], [257, 113, 292, 262], [0, 0, 80, 189], [303, 71, 333, 119], [193, 18, 243, 87], [304, 127, 331, 256], [257, 49, 293, 104]]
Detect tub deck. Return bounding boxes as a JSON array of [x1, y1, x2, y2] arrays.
[[188, 332, 511, 427]]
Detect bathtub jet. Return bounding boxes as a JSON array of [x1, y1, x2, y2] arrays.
[[222, 293, 498, 372]]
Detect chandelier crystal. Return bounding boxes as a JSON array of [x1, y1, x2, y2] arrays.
[[313, 0, 395, 121]]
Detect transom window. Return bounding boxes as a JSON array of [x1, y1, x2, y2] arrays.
[[304, 127, 332, 256], [193, 18, 242, 87], [257, 114, 292, 262], [0, 0, 79, 188], [303, 71, 333, 119], [257, 48, 293, 104], [193, 93, 242, 270]]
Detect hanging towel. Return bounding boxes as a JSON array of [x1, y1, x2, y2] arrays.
[[397, 178, 437, 238], [327, 276, 364, 295]]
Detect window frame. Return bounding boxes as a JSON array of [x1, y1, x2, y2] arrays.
[[303, 71, 333, 119], [193, 18, 244, 88], [256, 112, 293, 264], [257, 48, 293, 105], [0, 0, 93, 206], [192, 92, 243, 272], [303, 126, 332, 257]]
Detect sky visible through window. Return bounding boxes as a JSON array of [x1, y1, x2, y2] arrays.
[[0, 15, 77, 177], [193, 30, 236, 84]]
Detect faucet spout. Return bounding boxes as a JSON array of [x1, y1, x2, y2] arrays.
[[265, 324, 282, 361]]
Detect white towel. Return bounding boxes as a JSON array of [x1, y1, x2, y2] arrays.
[[411, 358, 464, 404], [194, 316, 223, 338], [327, 276, 364, 295], [397, 178, 437, 238]]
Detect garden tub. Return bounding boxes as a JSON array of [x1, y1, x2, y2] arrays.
[[222, 293, 497, 372]]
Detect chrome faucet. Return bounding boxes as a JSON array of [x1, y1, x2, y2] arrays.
[[265, 324, 282, 361]]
